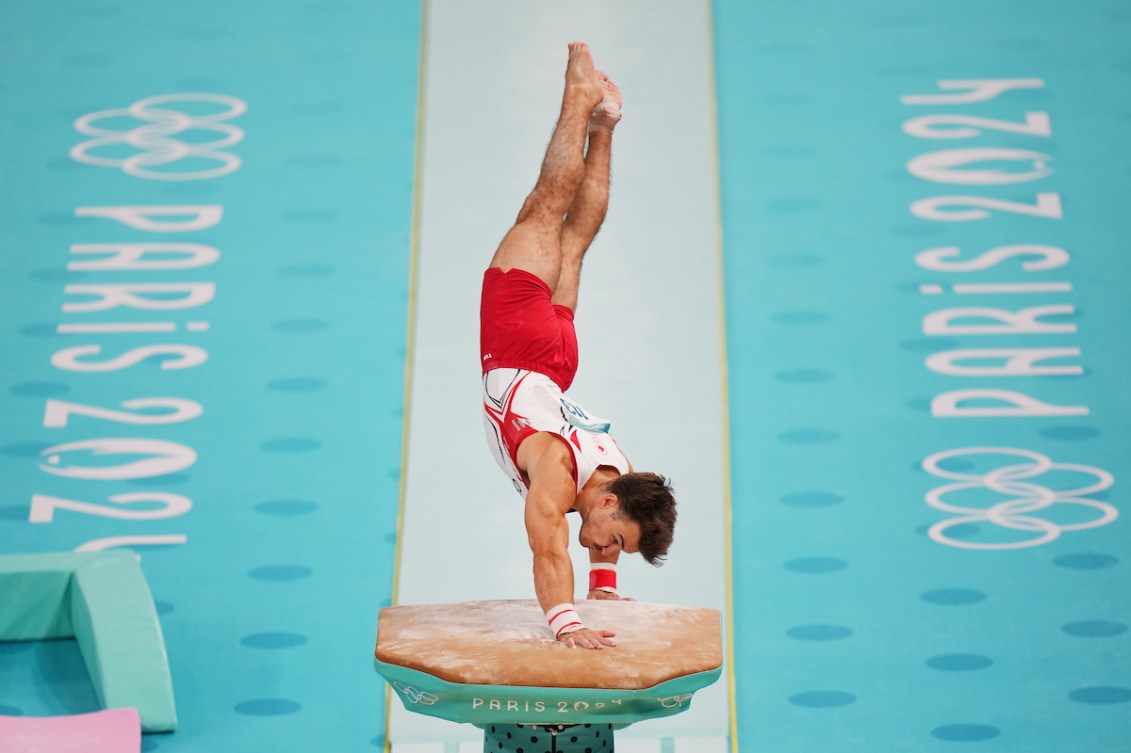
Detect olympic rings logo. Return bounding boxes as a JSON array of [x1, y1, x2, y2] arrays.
[[923, 447, 1117, 550], [658, 693, 692, 709], [393, 681, 439, 706], [71, 93, 246, 180]]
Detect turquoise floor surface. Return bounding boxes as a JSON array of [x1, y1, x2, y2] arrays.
[[716, 0, 1131, 750], [0, 1, 419, 750]]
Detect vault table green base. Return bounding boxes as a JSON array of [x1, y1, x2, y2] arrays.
[[374, 599, 722, 751]]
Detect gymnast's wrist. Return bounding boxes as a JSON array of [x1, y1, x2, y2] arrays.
[[589, 562, 617, 595], [546, 603, 584, 638]]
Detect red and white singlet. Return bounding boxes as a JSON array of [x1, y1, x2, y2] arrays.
[[482, 368, 630, 497]]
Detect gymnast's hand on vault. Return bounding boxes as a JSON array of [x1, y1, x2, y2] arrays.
[[559, 627, 617, 649], [587, 589, 630, 601]]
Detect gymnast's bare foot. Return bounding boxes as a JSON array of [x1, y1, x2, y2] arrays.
[[566, 42, 604, 110], [589, 71, 622, 133]]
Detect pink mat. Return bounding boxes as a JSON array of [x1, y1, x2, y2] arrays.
[[0, 708, 141, 753]]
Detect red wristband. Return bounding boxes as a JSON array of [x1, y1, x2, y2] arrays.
[[589, 564, 617, 592]]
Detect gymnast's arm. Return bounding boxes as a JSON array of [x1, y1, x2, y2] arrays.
[[520, 435, 616, 649]]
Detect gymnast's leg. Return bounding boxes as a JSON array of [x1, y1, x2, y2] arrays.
[[552, 72, 621, 313], [488, 42, 605, 288]]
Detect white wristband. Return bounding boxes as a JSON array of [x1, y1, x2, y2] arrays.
[[546, 603, 584, 637]]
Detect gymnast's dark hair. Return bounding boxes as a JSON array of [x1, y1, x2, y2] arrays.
[[608, 472, 676, 565]]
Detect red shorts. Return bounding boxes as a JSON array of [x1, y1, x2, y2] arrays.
[[480, 267, 579, 391]]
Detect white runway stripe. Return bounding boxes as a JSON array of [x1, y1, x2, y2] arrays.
[[394, 0, 729, 747]]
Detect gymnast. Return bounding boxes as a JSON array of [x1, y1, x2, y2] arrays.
[[480, 42, 677, 650]]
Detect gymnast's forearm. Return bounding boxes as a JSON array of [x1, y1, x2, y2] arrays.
[[531, 545, 575, 613], [526, 502, 575, 611]]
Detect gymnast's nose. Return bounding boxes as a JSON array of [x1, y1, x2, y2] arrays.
[[597, 539, 619, 556]]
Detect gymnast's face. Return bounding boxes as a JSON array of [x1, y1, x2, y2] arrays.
[[579, 498, 641, 557]]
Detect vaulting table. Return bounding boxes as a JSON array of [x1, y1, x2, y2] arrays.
[[374, 599, 722, 753]]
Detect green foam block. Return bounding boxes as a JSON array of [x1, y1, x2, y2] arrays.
[[0, 551, 177, 733]]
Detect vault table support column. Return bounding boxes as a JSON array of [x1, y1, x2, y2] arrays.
[[483, 723, 614, 753]]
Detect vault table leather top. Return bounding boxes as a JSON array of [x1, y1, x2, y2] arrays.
[[375, 599, 722, 689]]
